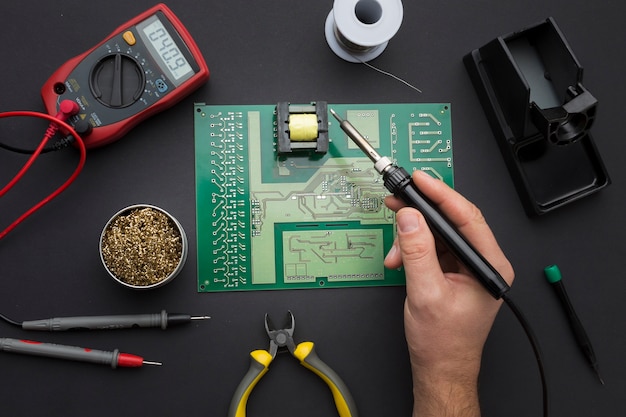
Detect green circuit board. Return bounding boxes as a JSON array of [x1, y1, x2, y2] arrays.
[[194, 102, 453, 292]]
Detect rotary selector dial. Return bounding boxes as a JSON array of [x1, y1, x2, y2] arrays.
[[90, 53, 146, 108]]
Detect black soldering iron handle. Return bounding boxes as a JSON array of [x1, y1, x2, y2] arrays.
[[383, 165, 511, 299]]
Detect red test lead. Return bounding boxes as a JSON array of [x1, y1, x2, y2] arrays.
[[0, 105, 86, 240], [0, 338, 161, 368]]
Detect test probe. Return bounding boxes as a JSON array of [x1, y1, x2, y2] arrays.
[[0, 338, 160, 368], [0, 310, 210, 368], [330, 108, 550, 417], [0, 310, 210, 331]]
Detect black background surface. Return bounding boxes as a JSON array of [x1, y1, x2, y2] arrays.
[[1, 1, 624, 416]]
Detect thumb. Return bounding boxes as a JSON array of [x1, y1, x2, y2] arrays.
[[395, 207, 445, 297]]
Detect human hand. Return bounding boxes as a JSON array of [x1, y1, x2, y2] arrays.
[[384, 170, 514, 416]]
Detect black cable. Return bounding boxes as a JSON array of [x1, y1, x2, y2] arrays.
[[0, 135, 75, 154], [502, 293, 549, 417], [0, 313, 22, 327]]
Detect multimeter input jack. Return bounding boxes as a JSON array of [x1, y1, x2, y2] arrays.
[[53, 83, 66, 95]]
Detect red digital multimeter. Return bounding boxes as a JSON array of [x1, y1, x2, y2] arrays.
[[41, 3, 209, 149]]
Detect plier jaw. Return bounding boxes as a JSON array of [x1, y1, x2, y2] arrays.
[[264, 311, 296, 358]]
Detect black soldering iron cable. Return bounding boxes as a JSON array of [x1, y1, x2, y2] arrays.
[[502, 293, 549, 417]]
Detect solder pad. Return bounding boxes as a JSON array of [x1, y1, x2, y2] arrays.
[[194, 103, 453, 292]]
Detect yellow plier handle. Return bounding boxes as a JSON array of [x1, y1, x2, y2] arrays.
[[294, 341, 358, 417], [227, 350, 273, 417]]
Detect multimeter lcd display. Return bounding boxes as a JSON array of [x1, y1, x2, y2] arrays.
[[137, 15, 194, 85]]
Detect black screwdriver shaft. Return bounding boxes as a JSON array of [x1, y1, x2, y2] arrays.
[[544, 265, 604, 384]]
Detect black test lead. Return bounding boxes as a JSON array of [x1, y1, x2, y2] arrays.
[[0, 338, 161, 368], [1, 310, 211, 331], [544, 264, 604, 385]]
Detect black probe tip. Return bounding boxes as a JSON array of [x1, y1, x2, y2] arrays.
[[166, 314, 210, 327]]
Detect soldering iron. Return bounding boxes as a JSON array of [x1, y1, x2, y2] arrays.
[[330, 108, 549, 417], [330, 108, 510, 300]]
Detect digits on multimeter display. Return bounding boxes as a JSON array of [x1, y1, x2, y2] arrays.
[[137, 15, 194, 85]]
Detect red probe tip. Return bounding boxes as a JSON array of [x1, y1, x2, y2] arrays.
[[117, 353, 162, 367]]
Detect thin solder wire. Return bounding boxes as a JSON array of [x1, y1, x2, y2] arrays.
[[354, 58, 422, 93]]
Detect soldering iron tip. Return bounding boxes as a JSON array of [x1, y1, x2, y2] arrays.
[[329, 108, 342, 122]]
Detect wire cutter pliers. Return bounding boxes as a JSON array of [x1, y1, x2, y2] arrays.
[[228, 311, 358, 417]]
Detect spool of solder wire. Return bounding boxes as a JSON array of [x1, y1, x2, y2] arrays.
[[325, 0, 404, 63]]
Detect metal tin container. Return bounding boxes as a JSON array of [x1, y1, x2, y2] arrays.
[[99, 204, 188, 290]]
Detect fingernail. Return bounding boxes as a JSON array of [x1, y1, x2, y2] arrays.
[[396, 210, 420, 233], [414, 169, 436, 183], [384, 241, 398, 262]]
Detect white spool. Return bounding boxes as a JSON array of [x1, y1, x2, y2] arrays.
[[325, 0, 404, 63]]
